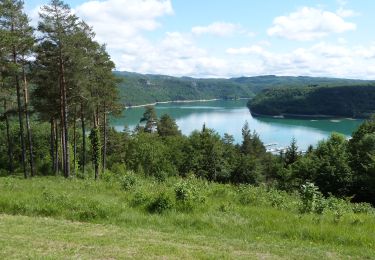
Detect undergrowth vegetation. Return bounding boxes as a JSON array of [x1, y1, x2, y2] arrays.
[[1, 174, 374, 246]]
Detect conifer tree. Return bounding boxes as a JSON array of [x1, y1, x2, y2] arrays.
[[0, 0, 34, 178], [38, 0, 80, 177]]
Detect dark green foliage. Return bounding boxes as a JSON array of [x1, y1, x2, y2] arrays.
[[157, 114, 181, 137], [285, 133, 353, 197], [284, 138, 299, 166], [147, 192, 174, 214], [140, 106, 158, 133], [313, 133, 352, 196], [126, 132, 177, 177], [231, 155, 262, 184], [348, 117, 375, 204], [89, 127, 101, 179], [240, 121, 266, 156], [120, 172, 137, 191], [249, 85, 375, 118]]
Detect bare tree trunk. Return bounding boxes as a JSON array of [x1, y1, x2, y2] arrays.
[[59, 75, 66, 176], [62, 62, 70, 178], [73, 106, 77, 176], [54, 120, 59, 175], [58, 48, 70, 178], [102, 103, 107, 173], [80, 102, 86, 174], [22, 67, 35, 177], [13, 48, 27, 178], [60, 125, 64, 175], [4, 101, 14, 174], [93, 108, 100, 180], [50, 118, 55, 173]]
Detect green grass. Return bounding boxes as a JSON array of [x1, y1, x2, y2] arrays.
[[0, 175, 374, 259]]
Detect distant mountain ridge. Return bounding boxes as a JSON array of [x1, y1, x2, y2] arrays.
[[114, 71, 373, 106]]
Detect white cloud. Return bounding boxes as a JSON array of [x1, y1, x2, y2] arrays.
[[226, 45, 269, 56], [336, 0, 360, 18], [75, 0, 173, 49], [191, 22, 253, 37], [226, 42, 375, 79], [114, 31, 232, 77], [267, 7, 356, 41], [336, 7, 359, 18]]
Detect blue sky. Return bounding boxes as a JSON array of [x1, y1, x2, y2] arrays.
[[25, 0, 375, 79]]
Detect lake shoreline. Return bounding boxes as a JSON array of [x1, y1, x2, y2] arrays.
[[250, 111, 361, 120], [125, 98, 250, 109]]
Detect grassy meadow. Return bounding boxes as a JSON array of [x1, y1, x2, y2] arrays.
[[0, 174, 374, 259]]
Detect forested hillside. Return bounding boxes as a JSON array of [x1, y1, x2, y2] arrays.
[[114, 71, 253, 106], [248, 85, 375, 118], [115, 71, 370, 106]]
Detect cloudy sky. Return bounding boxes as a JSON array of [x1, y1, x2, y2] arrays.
[[25, 0, 375, 79]]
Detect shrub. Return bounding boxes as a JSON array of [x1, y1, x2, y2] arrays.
[[110, 163, 127, 176], [237, 185, 265, 206], [100, 170, 115, 182], [174, 178, 205, 212], [299, 182, 325, 214], [147, 192, 174, 214], [175, 180, 195, 201], [154, 170, 168, 182], [352, 202, 375, 214], [120, 172, 137, 191], [268, 189, 290, 210], [130, 191, 151, 208]]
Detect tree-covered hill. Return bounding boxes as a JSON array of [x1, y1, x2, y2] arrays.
[[114, 71, 254, 106], [248, 84, 375, 118], [115, 71, 371, 106]]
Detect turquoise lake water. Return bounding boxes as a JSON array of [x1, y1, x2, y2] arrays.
[[111, 99, 363, 150]]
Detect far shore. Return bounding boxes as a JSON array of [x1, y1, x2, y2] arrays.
[[250, 111, 363, 120], [125, 98, 250, 109]]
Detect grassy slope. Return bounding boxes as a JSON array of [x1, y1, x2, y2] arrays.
[[0, 176, 374, 259]]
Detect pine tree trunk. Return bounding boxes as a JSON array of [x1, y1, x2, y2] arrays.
[[73, 107, 77, 176], [22, 67, 35, 177], [80, 102, 86, 174], [13, 49, 27, 178], [93, 109, 100, 180], [50, 118, 55, 173], [61, 61, 70, 178], [54, 120, 59, 175], [4, 101, 14, 174], [61, 125, 64, 175], [59, 76, 66, 176], [102, 103, 107, 173]]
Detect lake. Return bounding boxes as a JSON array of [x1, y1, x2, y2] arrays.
[[111, 99, 363, 150]]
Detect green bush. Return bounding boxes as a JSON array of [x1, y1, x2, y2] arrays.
[[120, 172, 137, 191], [174, 179, 203, 211], [352, 202, 375, 214], [147, 192, 174, 214], [299, 182, 325, 214], [130, 191, 151, 208], [110, 163, 127, 176]]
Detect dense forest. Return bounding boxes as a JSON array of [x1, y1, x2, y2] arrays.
[[1, 0, 375, 211], [248, 85, 375, 118], [116, 71, 371, 106]]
